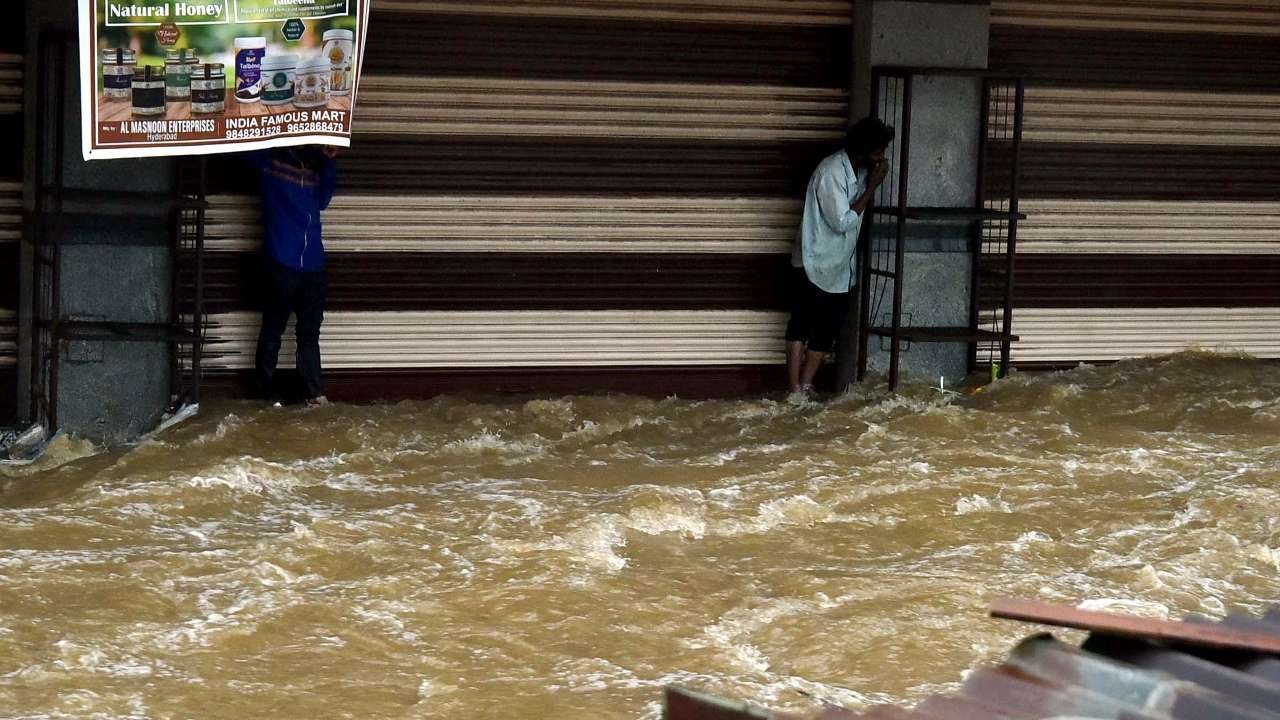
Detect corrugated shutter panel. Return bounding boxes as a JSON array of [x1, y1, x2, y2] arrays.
[[991, 0, 1280, 36], [0, 308, 15, 370], [201, 3, 851, 397], [373, 1, 852, 26], [0, 51, 21, 422], [1015, 200, 1280, 254], [205, 310, 787, 368], [205, 195, 800, 254], [1014, 87, 1280, 147], [982, 255, 1280, 308], [987, 1, 1280, 368], [986, 307, 1280, 363], [0, 54, 20, 114], [356, 78, 847, 141]]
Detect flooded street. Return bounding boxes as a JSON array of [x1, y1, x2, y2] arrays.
[[5, 352, 1280, 719]]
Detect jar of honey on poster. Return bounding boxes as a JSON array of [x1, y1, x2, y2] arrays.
[[101, 48, 135, 100], [131, 66, 166, 116], [295, 56, 330, 108], [164, 48, 200, 101], [190, 64, 226, 115], [321, 29, 354, 96]]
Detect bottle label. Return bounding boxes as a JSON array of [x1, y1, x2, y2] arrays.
[[235, 47, 264, 100], [166, 69, 192, 89], [262, 72, 294, 102]]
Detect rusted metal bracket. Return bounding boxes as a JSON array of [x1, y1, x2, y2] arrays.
[[990, 597, 1280, 655], [664, 687, 809, 720]]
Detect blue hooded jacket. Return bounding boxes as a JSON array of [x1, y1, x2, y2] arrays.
[[247, 147, 337, 271]]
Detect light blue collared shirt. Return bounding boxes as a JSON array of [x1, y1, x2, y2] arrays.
[[790, 149, 866, 294]]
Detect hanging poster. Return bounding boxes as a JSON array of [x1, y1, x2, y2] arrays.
[[78, 0, 370, 160]]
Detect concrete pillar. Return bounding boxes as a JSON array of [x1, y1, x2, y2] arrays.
[[837, 0, 990, 389], [20, 0, 177, 444]]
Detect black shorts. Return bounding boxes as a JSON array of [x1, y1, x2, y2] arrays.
[[785, 266, 850, 354]]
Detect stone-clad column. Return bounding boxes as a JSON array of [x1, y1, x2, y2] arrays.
[[837, 0, 991, 390]]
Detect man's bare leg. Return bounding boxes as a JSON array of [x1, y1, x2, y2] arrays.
[[799, 350, 827, 390], [787, 340, 806, 390]]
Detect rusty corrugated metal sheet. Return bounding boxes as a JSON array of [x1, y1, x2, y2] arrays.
[[666, 599, 1280, 720]]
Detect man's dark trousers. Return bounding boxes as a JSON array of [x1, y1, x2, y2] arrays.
[[255, 258, 327, 401]]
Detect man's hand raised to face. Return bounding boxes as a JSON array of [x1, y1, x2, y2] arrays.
[[869, 159, 890, 187]]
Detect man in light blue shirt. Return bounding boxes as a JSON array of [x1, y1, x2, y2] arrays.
[[786, 117, 895, 394]]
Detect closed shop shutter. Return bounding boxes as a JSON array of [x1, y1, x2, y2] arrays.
[[0, 50, 23, 423], [986, 1, 1280, 367], [202, 1, 851, 399]]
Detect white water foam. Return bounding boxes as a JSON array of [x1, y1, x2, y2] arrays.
[[954, 494, 1012, 515]]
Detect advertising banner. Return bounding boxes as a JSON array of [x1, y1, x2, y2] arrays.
[[78, 0, 370, 160]]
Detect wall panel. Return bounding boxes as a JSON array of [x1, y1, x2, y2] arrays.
[[988, 1, 1280, 367], [204, 3, 851, 398]]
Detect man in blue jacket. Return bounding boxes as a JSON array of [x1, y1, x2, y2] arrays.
[[248, 145, 337, 405]]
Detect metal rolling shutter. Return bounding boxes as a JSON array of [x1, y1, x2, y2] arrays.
[[202, 310, 787, 367], [202, 1, 851, 399], [991, 0, 1280, 35], [986, 1, 1280, 368], [0, 50, 23, 422], [985, 307, 1280, 363]]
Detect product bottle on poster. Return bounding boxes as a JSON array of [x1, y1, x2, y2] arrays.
[[234, 36, 267, 103], [101, 48, 136, 101], [164, 49, 200, 102], [294, 56, 330, 108], [190, 64, 226, 115], [260, 54, 298, 106], [321, 29, 354, 96], [131, 66, 166, 116]]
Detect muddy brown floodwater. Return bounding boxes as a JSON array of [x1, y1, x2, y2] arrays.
[[4, 352, 1280, 719]]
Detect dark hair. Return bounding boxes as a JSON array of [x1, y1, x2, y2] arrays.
[[846, 117, 895, 157]]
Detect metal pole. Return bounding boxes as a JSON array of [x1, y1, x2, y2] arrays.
[[1000, 79, 1025, 377], [887, 72, 913, 391], [49, 244, 60, 432], [192, 157, 206, 404], [28, 35, 52, 427], [856, 70, 883, 382], [47, 35, 67, 433], [169, 201, 181, 406], [968, 77, 992, 375]]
